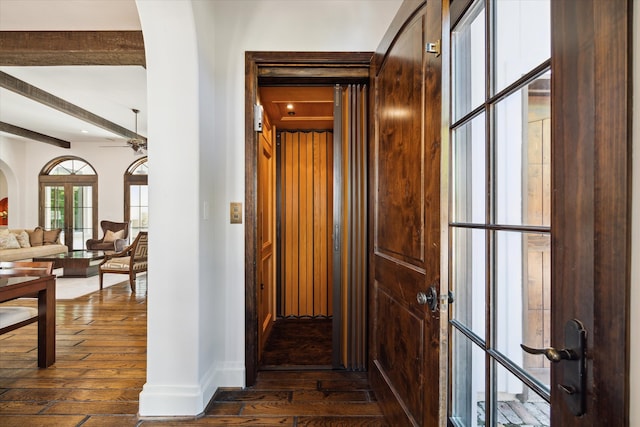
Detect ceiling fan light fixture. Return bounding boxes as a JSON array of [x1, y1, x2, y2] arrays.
[[127, 108, 147, 154]]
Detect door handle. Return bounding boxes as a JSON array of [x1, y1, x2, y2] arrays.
[[416, 286, 438, 311], [521, 319, 586, 416], [520, 344, 577, 362], [417, 286, 453, 312]]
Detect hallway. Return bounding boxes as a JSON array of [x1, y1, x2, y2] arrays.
[[0, 278, 386, 426]]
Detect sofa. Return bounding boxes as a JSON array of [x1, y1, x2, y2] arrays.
[[0, 227, 68, 262]]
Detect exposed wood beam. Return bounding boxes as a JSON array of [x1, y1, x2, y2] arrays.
[[0, 121, 70, 148], [0, 71, 146, 142], [0, 31, 145, 66]]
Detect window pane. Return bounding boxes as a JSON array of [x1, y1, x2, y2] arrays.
[[451, 227, 486, 340], [495, 231, 551, 389], [495, 74, 551, 226], [49, 159, 96, 175], [451, 328, 486, 427], [129, 184, 148, 239], [140, 185, 148, 205], [72, 186, 93, 249], [494, 0, 550, 93], [44, 186, 64, 229], [452, 0, 485, 121], [494, 363, 550, 427], [452, 114, 486, 224], [134, 162, 148, 175]]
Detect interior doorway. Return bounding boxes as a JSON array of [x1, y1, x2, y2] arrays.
[[257, 84, 368, 371], [245, 52, 373, 385]]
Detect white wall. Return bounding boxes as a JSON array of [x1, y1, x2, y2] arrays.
[[136, 0, 403, 417], [0, 135, 134, 229]]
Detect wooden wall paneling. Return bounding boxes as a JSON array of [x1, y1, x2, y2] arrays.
[[302, 132, 313, 315], [280, 130, 333, 318], [316, 132, 323, 316]]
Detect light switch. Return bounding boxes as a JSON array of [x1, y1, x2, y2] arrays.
[[230, 202, 242, 224]]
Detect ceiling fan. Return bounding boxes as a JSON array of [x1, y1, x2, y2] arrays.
[[102, 108, 147, 154], [126, 108, 147, 154]]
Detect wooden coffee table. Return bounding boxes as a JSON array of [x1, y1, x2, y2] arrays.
[[34, 250, 106, 278]]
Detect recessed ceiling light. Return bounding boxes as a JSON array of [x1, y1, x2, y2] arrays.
[[286, 104, 294, 110]]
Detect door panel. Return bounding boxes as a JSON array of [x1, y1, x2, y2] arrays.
[[279, 130, 333, 317], [370, 1, 441, 425], [257, 116, 275, 360]]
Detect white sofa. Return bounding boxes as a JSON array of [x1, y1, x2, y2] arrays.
[[0, 228, 68, 262]]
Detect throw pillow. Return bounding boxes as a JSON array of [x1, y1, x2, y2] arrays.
[[12, 230, 31, 248], [43, 228, 62, 245], [0, 232, 20, 249], [27, 227, 44, 247], [103, 229, 125, 243]]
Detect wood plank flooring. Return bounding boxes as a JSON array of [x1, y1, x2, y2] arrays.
[[0, 276, 388, 426], [260, 318, 332, 369]]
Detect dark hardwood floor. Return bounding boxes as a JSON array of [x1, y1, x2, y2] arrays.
[[0, 276, 387, 426], [260, 318, 333, 369]]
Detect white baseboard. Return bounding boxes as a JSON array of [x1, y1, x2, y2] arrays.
[[138, 361, 245, 417]]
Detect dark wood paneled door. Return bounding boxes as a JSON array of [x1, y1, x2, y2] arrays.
[[446, 0, 631, 425], [369, 1, 441, 426], [550, 1, 631, 424]]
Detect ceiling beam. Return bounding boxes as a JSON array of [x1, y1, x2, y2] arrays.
[[0, 71, 146, 142], [0, 31, 146, 66], [0, 121, 70, 148]]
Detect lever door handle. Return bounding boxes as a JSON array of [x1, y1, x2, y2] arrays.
[[520, 344, 577, 362], [521, 319, 587, 416]]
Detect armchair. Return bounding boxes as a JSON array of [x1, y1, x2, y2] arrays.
[[86, 220, 129, 252], [98, 232, 147, 292]]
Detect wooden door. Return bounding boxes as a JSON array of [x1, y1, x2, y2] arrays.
[[257, 115, 275, 360], [550, 0, 631, 424], [369, 1, 441, 426], [445, 0, 631, 425]]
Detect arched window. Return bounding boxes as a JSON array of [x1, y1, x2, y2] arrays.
[[124, 157, 148, 239], [39, 156, 98, 251]]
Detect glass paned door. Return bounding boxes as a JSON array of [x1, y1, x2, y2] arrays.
[[129, 184, 148, 239], [42, 183, 95, 250], [449, 1, 551, 426], [43, 185, 65, 232], [72, 185, 94, 250]]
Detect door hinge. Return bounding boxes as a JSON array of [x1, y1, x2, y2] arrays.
[[425, 40, 441, 57]]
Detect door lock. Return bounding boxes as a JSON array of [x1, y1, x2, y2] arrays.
[[521, 319, 586, 416], [416, 286, 438, 312]]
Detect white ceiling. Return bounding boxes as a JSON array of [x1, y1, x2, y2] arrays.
[[0, 0, 147, 147]]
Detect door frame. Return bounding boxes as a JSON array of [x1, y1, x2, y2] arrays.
[[549, 0, 631, 424], [442, 0, 632, 424], [39, 166, 98, 251], [245, 51, 373, 385]]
